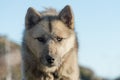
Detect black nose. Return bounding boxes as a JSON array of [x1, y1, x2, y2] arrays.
[[46, 55, 55, 64]]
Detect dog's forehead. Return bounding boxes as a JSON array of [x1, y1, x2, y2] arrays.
[[30, 17, 72, 38], [51, 20, 72, 37], [44, 18, 72, 37]]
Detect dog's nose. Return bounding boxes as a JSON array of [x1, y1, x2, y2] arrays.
[[46, 55, 55, 64]]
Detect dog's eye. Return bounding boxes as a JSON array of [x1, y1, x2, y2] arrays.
[[56, 37, 63, 42], [36, 37, 46, 43]]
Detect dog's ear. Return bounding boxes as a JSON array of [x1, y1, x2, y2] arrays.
[[59, 5, 74, 29], [25, 7, 41, 29]]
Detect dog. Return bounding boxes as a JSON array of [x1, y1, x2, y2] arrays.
[[21, 5, 79, 80]]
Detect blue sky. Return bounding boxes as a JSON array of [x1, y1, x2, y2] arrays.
[[0, 0, 120, 79]]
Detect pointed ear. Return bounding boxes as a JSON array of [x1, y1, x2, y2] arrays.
[[59, 5, 74, 29], [25, 7, 41, 29]]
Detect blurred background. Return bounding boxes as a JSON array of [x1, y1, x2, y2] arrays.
[[0, 0, 120, 80]]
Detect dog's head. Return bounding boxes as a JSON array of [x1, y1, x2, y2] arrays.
[[24, 5, 76, 70]]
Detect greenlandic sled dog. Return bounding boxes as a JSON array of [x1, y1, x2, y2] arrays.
[[21, 5, 79, 80]]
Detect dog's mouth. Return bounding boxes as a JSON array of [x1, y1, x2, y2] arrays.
[[46, 63, 56, 67], [42, 60, 58, 68]]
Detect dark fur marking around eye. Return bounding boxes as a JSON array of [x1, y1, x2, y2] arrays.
[[35, 37, 46, 43], [56, 36, 63, 42]]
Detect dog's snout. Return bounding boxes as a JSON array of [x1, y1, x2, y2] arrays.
[[46, 55, 55, 64]]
